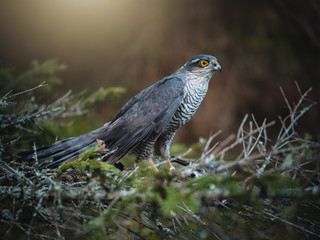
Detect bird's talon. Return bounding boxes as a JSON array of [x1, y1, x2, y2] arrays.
[[169, 166, 175, 171]]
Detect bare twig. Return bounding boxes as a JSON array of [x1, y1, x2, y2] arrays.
[[264, 211, 320, 238]]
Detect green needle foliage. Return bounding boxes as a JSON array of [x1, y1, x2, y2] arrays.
[[0, 59, 66, 93], [0, 62, 319, 239]]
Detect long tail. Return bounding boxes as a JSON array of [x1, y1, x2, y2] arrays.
[[18, 124, 109, 168]]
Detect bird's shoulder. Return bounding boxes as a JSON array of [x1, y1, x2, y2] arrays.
[[111, 76, 185, 123]]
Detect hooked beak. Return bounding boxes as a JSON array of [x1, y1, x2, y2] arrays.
[[213, 62, 221, 72]]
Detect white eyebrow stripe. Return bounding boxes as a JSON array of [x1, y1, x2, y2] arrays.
[[191, 59, 201, 63]]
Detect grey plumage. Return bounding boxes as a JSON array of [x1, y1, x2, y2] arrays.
[[19, 54, 221, 168]]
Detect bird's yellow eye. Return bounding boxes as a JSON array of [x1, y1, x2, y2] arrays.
[[200, 60, 209, 67]]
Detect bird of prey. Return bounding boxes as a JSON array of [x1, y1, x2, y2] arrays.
[[20, 54, 221, 170]]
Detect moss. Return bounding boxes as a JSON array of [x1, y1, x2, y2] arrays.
[[1, 62, 319, 239]]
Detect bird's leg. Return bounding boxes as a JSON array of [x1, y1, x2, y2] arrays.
[[148, 159, 159, 171], [166, 159, 175, 171], [154, 134, 177, 171]]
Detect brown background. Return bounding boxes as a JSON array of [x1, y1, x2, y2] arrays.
[[1, 0, 319, 144]]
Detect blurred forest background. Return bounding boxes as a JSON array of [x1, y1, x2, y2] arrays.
[[1, 1, 320, 239], [0, 0, 319, 145]]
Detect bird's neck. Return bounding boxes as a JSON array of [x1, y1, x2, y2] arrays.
[[186, 72, 212, 89]]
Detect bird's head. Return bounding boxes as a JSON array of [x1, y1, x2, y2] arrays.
[[176, 54, 221, 81]]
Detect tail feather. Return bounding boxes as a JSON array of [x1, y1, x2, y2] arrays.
[[45, 142, 97, 168], [19, 125, 109, 168]]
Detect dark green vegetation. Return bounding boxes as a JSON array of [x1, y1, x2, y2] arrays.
[[0, 61, 319, 239]]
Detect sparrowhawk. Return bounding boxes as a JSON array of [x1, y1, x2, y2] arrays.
[[20, 54, 221, 170]]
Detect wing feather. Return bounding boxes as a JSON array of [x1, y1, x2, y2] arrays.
[[99, 76, 185, 164]]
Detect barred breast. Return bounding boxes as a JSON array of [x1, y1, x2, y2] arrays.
[[134, 80, 209, 161], [164, 80, 209, 133]]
